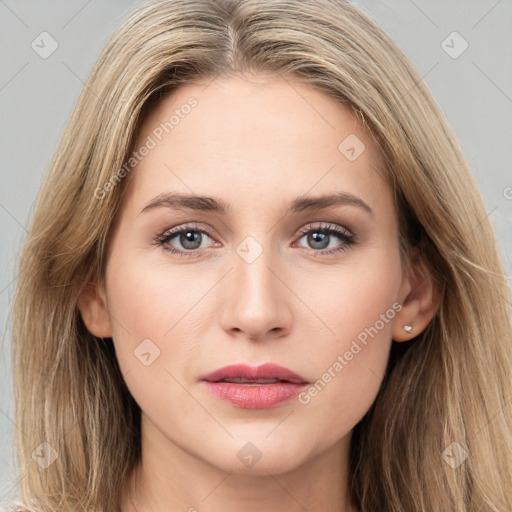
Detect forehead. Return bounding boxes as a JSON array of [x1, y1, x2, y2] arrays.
[[123, 74, 388, 214]]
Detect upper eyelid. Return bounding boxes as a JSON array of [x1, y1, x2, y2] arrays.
[[159, 223, 213, 238], [296, 223, 353, 235]]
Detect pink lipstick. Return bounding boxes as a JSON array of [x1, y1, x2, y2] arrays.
[[200, 363, 309, 409]]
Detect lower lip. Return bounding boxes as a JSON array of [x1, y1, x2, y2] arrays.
[[202, 381, 308, 409]]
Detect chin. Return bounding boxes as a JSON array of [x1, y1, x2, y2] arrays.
[[201, 436, 314, 476]]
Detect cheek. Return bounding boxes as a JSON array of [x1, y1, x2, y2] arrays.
[[302, 242, 402, 346], [107, 235, 206, 329], [103, 246, 192, 371], [103, 249, 200, 419], [295, 247, 402, 434]]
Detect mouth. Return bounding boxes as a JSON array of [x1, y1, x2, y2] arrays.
[[200, 363, 309, 409], [214, 377, 297, 384], [200, 363, 309, 385]]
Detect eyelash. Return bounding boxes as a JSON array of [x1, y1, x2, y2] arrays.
[[155, 222, 357, 258]]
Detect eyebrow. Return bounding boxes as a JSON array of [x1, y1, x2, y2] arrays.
[[140, 191, 373, 217]]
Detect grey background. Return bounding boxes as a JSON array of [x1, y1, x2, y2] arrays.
[[1, 0, 511, 499]]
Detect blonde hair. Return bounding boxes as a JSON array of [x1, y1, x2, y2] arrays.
[[9, 0, 512, 510]]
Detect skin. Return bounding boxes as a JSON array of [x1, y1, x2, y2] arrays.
[[78, 73, 439, 512]]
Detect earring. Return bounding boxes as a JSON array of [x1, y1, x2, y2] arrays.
[[402, 325, 413, 333]]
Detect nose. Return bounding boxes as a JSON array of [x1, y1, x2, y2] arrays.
[[219, 243, 293, 342]]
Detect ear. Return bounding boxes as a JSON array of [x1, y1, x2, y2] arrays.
[[77, 282, 112, 338], [392, 248, 441, 342]]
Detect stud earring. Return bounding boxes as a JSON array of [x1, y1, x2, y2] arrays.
[[402, 325, 413, 333]]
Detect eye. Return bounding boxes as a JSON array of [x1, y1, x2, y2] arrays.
[[156, 223, 217, 258], [155, 222, 356, 258], [294, 223, 356, 255]]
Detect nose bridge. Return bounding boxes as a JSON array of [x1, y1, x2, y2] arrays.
[[219, 233, 291, 339], [236, 240, 277, 300]]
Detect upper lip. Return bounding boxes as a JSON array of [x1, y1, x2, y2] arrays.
[[200, 363, 309, 384]]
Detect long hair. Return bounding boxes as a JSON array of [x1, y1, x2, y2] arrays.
[[9, 0, 512, 510]]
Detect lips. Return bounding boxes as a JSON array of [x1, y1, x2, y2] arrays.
[[199, 363, 309, 385], [200, 363, 309, 409]]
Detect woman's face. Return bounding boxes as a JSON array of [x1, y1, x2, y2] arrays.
[[94, 75, 413, 475]]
